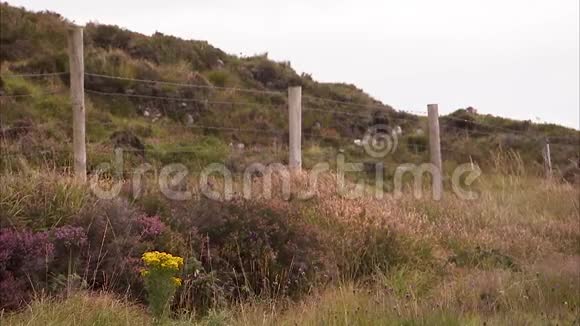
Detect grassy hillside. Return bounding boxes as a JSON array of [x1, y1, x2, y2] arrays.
[[0, 3, 579, 325], [1, 2, 578, 180], [1, 172, 579, 324]]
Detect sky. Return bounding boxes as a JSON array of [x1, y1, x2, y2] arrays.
[[7, 0, 580, 129]]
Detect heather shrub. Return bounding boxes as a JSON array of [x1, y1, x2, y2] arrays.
[[86, 23, 133, 50], [71, 200, 167, 293], [49, 225, 88, 282], [0, 228, 54, 310], [137, 193, 171, 217], [442, 109, 478, 132], [172, 198, 332, 302], [136, 215, 166, 240]]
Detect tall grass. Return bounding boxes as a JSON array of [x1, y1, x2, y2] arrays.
[[0, 166, 578, 324]]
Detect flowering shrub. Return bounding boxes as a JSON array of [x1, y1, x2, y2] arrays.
[[0, 228, 54, 309], [141, 251, 184, 320], [173, 198, 332, 304], [74, 199, 151, 292], [53, 225, 87, 248], [135, 215, 166, 240]]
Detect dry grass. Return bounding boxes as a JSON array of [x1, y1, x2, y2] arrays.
[[0, 167, 578, 325], [0, 292, 151, 326]]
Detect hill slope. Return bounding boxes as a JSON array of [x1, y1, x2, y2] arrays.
[[0, 2, 578, 178], [1, 4, 579, 324]]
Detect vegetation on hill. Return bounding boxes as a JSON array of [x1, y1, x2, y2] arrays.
[[1, 2, 578, 180], [1, 169, 579, 324], [0, 3, 579, 325]]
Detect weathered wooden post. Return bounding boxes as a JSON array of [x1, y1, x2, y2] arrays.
[[68, 26, 86, 182], [428, 104, 442, 198], [543, 138, 553, 179], [288, 86, 302, 171]]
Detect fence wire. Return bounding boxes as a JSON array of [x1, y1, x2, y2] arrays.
[[85, 72, 284, 96], [0, 72, 68, 78], [1, 70, 576, 170]]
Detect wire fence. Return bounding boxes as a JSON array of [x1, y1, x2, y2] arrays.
[[0, 71, 69, 78], [1, 70, 578, 177], [85, 72, 285, 96], [85, 89, 285, 110]]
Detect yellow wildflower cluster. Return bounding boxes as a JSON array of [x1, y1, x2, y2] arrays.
[[142, 251, 184, 271]]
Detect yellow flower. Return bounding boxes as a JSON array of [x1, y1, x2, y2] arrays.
[[171, 277, 182, 286], [141, 251, 184, 271]]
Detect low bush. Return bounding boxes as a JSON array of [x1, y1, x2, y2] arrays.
[[448, 246, 520, 271], [172, 198, 332, 304], [0, 228, 54, 310], [206, 70, 229, 87], [1, 75, 39, 96]]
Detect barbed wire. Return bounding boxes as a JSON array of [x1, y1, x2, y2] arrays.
[[85, 72, 285, 96], [547, 136, 580, 144], [303, 107, 371, 118], [85, 89, 285, 109], [302, 94, 391, 110], [188, 124, 285, 136], [0, 126, 38, 132], [1, 72, 575, 166], [1, 143, 292, 158], [441, 125, 509, 137], [0, 72, 68, 78], [0, 148, 70, 157], [440, 115, 539, 137], [0, 90, 67, 98], [302, 131, 341, 140], [399, 109, 428, 116], [439, 146, 483, 157], [303, 107, 427, 127], [548, 142, 580, 149]]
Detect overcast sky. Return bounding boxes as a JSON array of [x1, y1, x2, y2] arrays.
[[7, 0, 580, 128]]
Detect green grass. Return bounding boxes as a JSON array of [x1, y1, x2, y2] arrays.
[[0, 171, 578, 325], [1, 4, 579, 325], [5, 271, 578, 326], [1, 293, 152, 326], [0, 172, 90, 230]]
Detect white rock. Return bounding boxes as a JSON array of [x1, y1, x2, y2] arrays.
[[185, 114, 194, 125], [393, 126, 403, 135]]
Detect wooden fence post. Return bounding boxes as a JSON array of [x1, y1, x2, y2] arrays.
[[543, 139, 552, 179], [68, 26, 86, 182], [428, 104, 442, 198], [288, 86, 302, 171]]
